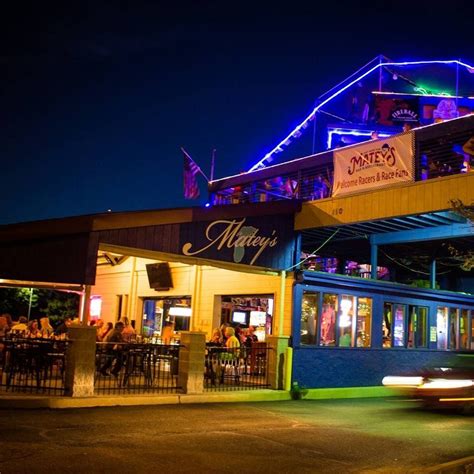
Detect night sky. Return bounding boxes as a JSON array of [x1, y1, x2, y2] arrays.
[[2, 1, 473, 225]]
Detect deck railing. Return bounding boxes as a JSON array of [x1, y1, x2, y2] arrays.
[[209, 116, 474, 206], [0, 337, 70, 395], [95, 342, 181, 395], [204, 343, 271, 391]]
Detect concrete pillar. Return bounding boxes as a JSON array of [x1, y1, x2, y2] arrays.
[[430, 259, 436, 289], [266, 335, 290, 390], [178, 331, 206, 394], [65, 326, 97, 397]]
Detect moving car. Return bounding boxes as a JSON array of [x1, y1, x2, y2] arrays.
[[382, 353, 474, 413]]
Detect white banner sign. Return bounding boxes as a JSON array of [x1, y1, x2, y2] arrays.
[[332, 133, 414, 197]]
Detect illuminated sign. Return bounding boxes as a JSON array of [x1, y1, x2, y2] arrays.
[[179, 214, 295, 268], [332, 133, 414, 197], [182, 218, 278, 265]]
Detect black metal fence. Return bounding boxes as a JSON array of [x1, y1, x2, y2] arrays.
[[0, 337, 69, 395], [204, 344, 271, 391], [95, 342, 181, 395]]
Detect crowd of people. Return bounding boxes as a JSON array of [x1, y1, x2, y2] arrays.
[[0, 313, 77, 340], [208, 323, 259, 350]]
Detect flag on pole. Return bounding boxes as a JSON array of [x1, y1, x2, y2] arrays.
[[183, 150, 201, 199]]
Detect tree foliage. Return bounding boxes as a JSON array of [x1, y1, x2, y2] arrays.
[[448, 199, 474, 271]]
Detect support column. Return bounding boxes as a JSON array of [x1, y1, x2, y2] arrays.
[[178, 331, 206, 394], [430, 259, 437, 289], [191, 265, 202, 331], [79, 285, 91, 325], [65, 326, 97, 397], [370, 243, 378, 279], [266, 335, 290, 390], [278, 270, 286, 336]]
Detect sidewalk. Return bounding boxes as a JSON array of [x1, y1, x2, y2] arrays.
[[0, 389, 292, 409], [0, 385, 394, 409]]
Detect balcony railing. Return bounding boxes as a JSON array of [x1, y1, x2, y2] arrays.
[[209, 116, 474, 206]]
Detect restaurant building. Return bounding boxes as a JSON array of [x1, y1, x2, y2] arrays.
[[1, 59, 474, 392]]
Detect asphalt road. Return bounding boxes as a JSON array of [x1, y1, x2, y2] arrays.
[[0, 398, 473, 473]]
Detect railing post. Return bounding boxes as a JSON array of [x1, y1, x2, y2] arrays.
[[178, 331, 206, 394], [266, 335, 290, 390], [65, 326, 97, 397]]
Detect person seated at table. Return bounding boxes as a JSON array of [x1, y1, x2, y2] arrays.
[[209, 328, 222, 345], [98, 322, 113, 342], [53, 317, 72, 338], [100, 321, 125, 376], [161, 321, 174, 345], [40, 317, 54, 338], [244, 326, 259, 347], [11, 316, 28, 334], [225, 327, 240, 349], [26, 320, 42, 338], [120, 316, 136, 342]]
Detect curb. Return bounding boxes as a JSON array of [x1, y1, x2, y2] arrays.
[[0, 389, 292, 409]]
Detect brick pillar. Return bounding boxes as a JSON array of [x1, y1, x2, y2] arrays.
[[65, 326, 97, 397], [266, 335, 290, 390], [178, 331, 206, 394]]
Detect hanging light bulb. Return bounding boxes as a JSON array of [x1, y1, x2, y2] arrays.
[[393, 73, 398, 80]]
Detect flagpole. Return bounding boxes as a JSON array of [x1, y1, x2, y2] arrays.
[[210, 149, 216, 182], [180, 147, 209, 181]]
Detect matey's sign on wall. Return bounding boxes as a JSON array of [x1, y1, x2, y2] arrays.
[[332, 133, 414, 197], [179, 214, 295, 269]]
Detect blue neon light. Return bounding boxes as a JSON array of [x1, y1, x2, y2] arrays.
[[248, 59, 474, 172], [327, 129, 391, 150]]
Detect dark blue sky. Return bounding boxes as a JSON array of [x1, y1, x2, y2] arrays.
[[2, 1, 473, 224]]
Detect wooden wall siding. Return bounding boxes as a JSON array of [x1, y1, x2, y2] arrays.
[[0, 233, 98, 285], [295, 172, 474, 230], [92, 257, 293, 338], [97, 224, 181, 255]]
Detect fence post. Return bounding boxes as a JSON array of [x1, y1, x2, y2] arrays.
[[65, 326, 97, 397], [178, 331, 206, 394], [266, 335, 290, 390]]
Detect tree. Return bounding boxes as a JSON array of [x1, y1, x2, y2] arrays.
[[447, 199, 474, 271]]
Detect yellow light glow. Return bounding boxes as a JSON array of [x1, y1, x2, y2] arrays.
[[439, 397, 474, 402], [382, 376, 423, 387], [419, 379, 474, 390]]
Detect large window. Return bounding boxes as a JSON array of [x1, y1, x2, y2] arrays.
[[356, 297, 372, 347], [460, 309, 469, 350], [383, 303, 406, 348], [407, 306, 428, 348], [142, 297, 191, 337], [300, 291, 319, 345], [448, 308, 459, 350], [338, 295, 356, 347], [437, 307, 448, 350], [320, 294, 337, 346]]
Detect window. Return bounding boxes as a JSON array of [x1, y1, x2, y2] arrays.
[[437, 307, 448, 350], [320, 294, 337, 346], [460, 309, 469, 350], [407, 306, 428, 348], [338, 295, 356, 347], [356, 297, 372, 347], [300, 291, 318, 345], [383, 303, 406, 348], [383, 303, 393, 348], [448, 308, 459, 350]]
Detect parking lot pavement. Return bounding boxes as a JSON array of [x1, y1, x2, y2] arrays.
[[0, 398, 472, 473]]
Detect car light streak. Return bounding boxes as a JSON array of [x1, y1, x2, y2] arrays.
[[418, 379, 474, 389], [382, 376, 423, 387]]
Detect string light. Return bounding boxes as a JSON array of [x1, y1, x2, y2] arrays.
[[248, 59, 474, 172]]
